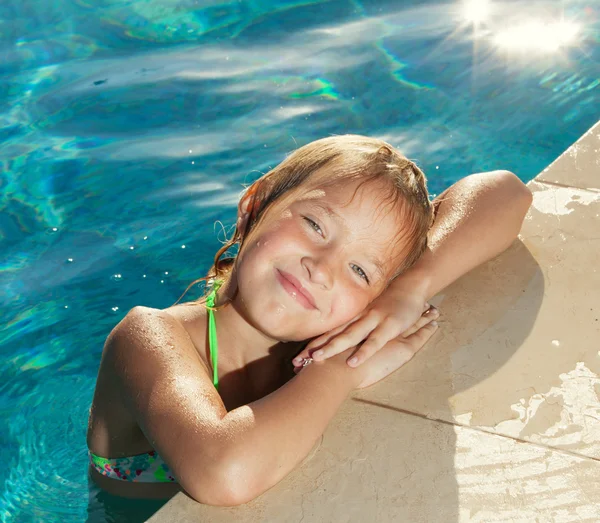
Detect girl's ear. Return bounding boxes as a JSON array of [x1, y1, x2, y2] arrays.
[[237, 183, 260, 234]]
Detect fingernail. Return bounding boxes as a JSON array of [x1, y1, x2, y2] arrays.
[[348, 357, 358, 366], [313, 350, 324, 359]]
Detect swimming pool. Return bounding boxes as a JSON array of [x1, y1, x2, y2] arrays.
[[1, 0, 598, 520]]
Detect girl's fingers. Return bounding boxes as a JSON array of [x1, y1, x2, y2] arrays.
[[346, 318, 408, 367], [292, 315, 362, 366], [306, 315, 362, 350], [402, 306, 438, 338], [299, 314, 378, 363], [310, 316, 379, 361], [401, 315, 440, 352], [308, 318, 355, 349]]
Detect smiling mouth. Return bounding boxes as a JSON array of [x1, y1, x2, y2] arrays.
[[275, 269, 317, 310]]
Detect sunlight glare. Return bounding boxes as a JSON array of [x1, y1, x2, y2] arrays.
[[493, 20, 581, 52], [463, 0, 492, 23]]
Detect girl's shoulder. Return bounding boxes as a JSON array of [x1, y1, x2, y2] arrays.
[[161, 302, 211, 366], [123, 304, 211, 375], [87, 305, 211, 459]]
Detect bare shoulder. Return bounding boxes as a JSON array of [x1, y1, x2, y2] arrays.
[[88, 305, 231, 502], [105, 305, 226, 435], [107, 305, 211, 389], [87, 305, 211, 457]]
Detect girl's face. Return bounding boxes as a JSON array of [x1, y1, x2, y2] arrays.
[[233, 177, 409, 342]]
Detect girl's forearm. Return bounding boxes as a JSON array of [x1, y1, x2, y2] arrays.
[[396, 170, 532, 300], [214, 354, 359, 504]]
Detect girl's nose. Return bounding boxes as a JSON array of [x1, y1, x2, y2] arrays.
[[302, 256, 333, 289]]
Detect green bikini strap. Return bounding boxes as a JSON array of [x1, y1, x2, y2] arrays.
[[205, 279, 223, 390]]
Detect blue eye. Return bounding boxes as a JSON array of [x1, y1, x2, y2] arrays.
[[303, 217, 323, 236], [351, 264, 369, 283]]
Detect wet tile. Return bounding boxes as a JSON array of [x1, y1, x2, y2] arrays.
[[149, 404, 600, 522], [370, 179, 600, 462], [537, 120, 600, 190]]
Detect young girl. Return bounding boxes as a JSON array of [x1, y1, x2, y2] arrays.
[[86, 135, 532, 506]]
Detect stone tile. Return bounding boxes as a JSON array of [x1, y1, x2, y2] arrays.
[[369, 179, 600, 461], [537, 120, 600, 190], [148, 404, 600, 522]]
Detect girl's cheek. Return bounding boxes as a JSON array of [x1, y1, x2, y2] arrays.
[[330, 291, 357, 321]]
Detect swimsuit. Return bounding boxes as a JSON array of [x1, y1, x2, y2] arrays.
[[88, 279, 223, 483]]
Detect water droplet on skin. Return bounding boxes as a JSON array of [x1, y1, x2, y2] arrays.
[[552, 340, 560, 347]]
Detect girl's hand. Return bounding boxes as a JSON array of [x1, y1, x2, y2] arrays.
[[294, 309, 440, 389], [292, 284, 438, 369], [354, 310, 439, 388]]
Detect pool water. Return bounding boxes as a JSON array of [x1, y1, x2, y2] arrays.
[[1, 0, 598, 520]]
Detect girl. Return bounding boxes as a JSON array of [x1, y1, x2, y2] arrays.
[[87, 135, 532, 506]]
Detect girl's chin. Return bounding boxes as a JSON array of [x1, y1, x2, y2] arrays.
[[254, 319, 317, 344]]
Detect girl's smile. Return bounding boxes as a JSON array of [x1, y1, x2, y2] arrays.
[[275, 268, 318, 310]]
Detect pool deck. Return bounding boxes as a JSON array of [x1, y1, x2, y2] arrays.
[[149, 121, 600, 522]]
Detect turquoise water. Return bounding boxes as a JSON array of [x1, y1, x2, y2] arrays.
[[1, 0, 598, 521]]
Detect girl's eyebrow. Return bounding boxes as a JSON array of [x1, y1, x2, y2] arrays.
[[365, 255, 386, 281], [309, 201, 343, 226]]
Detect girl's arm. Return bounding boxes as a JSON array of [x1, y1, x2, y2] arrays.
[[109, 306, 360, 506], [395, 170, 532, 300]]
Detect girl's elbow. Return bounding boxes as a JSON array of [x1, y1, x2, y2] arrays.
[[497, 170, 532, 201], [184, 458, 264, 507], [186, 474, 250, 507], [491, 170, 533, 215]]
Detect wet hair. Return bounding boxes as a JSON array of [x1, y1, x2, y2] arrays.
[[175, 135, 434, 308]]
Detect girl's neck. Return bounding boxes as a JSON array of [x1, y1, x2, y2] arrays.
[[212, 277, 303, 370]]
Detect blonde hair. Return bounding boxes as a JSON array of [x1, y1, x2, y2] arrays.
[[175, 135, 434, 308]]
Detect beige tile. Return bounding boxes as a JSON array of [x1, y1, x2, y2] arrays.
[[367, 179, 600, 461], [537, 120, 600, 190], [148, 403, 600, 522], [453, 427, 600, 522]]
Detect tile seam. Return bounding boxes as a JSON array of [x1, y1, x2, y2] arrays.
[[533, 178, 600, 193], [353, 398, 600, 465]]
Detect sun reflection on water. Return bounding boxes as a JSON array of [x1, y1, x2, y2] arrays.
[[462, 0, 582, 53]]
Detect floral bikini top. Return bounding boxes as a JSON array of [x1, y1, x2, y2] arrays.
[[88, 279, 222, 483]]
